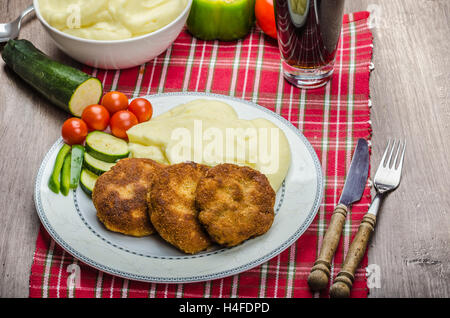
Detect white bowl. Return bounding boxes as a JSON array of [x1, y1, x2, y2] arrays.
[[33, 0, 192, 70]]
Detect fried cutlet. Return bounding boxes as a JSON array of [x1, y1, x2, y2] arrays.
[[149, 162, 212, 254], [93, 158, 163, 237], [196, 163, 276, 247]]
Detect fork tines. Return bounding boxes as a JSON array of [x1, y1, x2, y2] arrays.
[[381, 139, 406, 171]]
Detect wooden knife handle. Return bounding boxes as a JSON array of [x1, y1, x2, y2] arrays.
[[307, 204, 348, 291], [329, 213, 376, 298]]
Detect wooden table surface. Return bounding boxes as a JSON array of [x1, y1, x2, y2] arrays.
[[1, 0, 449, 298]]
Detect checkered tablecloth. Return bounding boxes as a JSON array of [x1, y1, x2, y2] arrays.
[[30, 11, 373, 298]]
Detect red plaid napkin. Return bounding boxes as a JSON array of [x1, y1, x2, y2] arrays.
[[30, 11, 373, 298]]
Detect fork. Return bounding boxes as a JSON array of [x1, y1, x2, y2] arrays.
[[329, 139, 406, 298], [0, 5, 35, 43]]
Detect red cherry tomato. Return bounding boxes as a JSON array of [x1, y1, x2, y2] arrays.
[[81, 104, 110, 131], [101, 91, 129, 114], [110, 110, 138, 139], [255, 0, 277, 39], [128, 98, 153, 123], [61, 118, 88, 145]]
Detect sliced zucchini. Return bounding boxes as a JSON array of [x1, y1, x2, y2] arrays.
[[83, 152, 116, 175], [85, 131, 129, 163], [70, 145, 85, 189], [80, 169, 98, 196]]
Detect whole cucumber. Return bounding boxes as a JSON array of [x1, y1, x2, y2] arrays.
[[2, 39, 102, 117]]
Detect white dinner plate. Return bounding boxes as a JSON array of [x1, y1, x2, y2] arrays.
[[34, 92, 323, 283]]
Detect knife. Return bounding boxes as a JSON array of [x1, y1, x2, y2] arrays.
[[307, 138, 369, 291]]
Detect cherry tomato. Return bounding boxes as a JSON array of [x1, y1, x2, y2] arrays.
[[101, 91, 129, 114], [110, 110, 138, 139], [128, 98, 153, 123], [255, 0, 277, 39], [61, 118, 88, 145], [81, 104, 110, 131]]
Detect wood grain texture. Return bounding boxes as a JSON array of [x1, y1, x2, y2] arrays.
[[0, 0, 449, 298], [350, 0, 450, 298], [308, 204, 348, 291], [330, 214, 377, 298]]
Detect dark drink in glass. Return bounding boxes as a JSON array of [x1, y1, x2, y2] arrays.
[[274, 0, 345, 88]]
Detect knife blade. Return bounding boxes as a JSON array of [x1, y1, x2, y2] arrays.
[[339, 138, 370, 207], [308, 138, 370, 291]]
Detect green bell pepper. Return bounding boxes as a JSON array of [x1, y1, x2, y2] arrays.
[[48, 144, 71, 194], [60, 153, 72, 196], [187, 0, 256, 41]]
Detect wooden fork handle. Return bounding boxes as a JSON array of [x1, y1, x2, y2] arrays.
[[329, 213, 377, 298], [307, 204, 348, 291]]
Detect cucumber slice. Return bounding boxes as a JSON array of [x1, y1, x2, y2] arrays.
[[83, 152, 116, 175], [80, 169, 98, 196], [70, 145, 85, 189], [85, 131, 129, 163], [48, 144, 71, 194]]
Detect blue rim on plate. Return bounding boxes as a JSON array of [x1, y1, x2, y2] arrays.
[[34, 92, 323, 283]]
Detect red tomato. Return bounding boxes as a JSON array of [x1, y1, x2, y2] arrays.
[[128, 98, 153, 123], [255, 0, 277, 39], [101, 91, 129, 114], [61, 118, 88, 145], [81, 104, 110, 131], [110, 110, 138, 139]]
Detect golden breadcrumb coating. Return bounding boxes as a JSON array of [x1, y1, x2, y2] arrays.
[[149, 162, 212, 254], [93, 158, 163, 237], [196, 163, 275, 247]]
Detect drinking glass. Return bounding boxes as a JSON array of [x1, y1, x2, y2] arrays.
[[274, 0, 346, 89]]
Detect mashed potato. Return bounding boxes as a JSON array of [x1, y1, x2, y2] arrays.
[[39, 0, 188, 40], [126, 99, 291, 191]]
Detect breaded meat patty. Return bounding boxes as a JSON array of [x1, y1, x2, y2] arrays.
[[150, 162, 212, 254], [196, 163, 276, 247], [93, 158, 163, 237]]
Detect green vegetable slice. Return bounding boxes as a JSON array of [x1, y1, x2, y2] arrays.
[[60, 153, 72, 196], [85, 131, 129, 163], [48, 144, 71, 194], [70, 145, 85, 189], [83, 152, 116, 176], [80, 169, 98, 196]]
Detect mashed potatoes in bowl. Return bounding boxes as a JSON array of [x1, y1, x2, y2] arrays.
[[33, 0, 192, 69], [38, 0, 188, 41]]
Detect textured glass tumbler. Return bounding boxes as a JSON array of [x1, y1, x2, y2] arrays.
[[274, 0, 345, 89]]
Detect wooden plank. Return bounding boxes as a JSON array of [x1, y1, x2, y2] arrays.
[[0, 1, 71, 298], [0, 0, 449, 298], [345, 0, 450, 298]]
